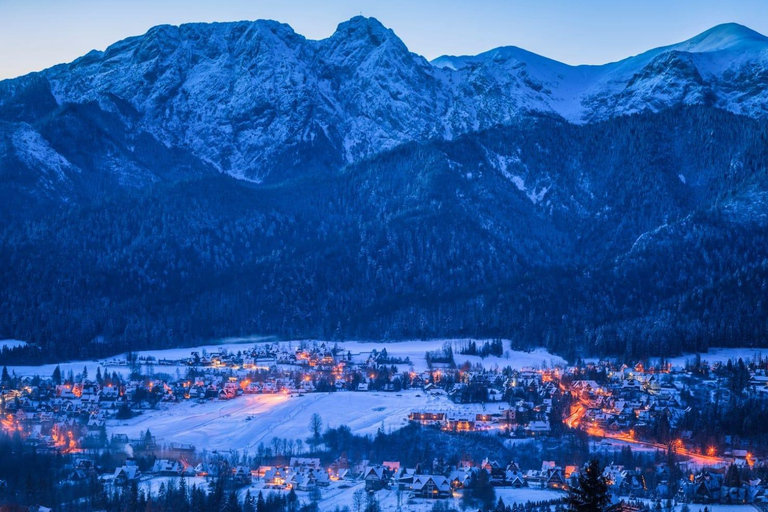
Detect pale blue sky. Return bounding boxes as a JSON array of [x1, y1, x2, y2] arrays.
[[1, 0, 767, 79]]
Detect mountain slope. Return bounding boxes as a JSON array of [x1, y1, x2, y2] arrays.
[[434, 23, 768, 122], [1, 19, 767, 190], [1, 19, 768, 361], [1, 107, 767, 362]]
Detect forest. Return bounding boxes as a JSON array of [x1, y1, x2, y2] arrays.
[[1, 107, 768, 363]]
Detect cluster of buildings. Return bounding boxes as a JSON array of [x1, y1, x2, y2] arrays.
[[4, 343, 768, 507], [562, 361, 766, 465], [109, 455, 572, 501]]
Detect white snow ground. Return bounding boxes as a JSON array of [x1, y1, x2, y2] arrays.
[[6, 339, 565, 379], [108, 389, 508, 450], [0, 339, 27, 350], [656, 347, 768, 368]]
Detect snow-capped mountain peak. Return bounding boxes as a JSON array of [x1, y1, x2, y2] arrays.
[[0, 18, 767, 185], [672, 22, 768, 53]]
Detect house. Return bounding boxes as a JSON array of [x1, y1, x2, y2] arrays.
[[412, 475, 452, 499], [545, 466, 567, 490], [408, 411, 446, 425], [449, 467, 474, 489], [606, 502, 649, 512], [525, 470, 547, 489], [504, 469, 525, 489], [693, 471, 722, 503], [290, 457, 321, 469], [263, 467, 288, 488], [113, 465, 140, 486], [619, 470, 646, 497], [152, 459, 183, 476], [362, 465, 390, 491], [500, 409, 516, 426], [392, 468, 416, 490], [525, 420, 551, 435], [481, 459, 507, 486], [233, 466, 252, 486]]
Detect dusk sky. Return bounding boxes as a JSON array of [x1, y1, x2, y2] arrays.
[[2, 0, 767, 80]]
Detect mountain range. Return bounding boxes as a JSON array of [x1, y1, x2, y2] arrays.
[[1, 18, 767, 362]]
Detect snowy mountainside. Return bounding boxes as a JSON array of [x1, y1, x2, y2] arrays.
[[0, 18, 767, 188], [434, 22, 768, 122], [2, 107, 767, 361]]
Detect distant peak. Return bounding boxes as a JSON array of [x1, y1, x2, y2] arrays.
[[338, 15, 386, 30], [431, 45, 569, 71], [674, 22, 768, 53], [701, 22, 766, 38], [331, 16, 396, 45]]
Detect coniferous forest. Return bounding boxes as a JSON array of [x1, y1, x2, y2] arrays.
[[1, 107, 767, 363]]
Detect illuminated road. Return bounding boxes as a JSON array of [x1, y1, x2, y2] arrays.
[[564, 390, 726, 466]]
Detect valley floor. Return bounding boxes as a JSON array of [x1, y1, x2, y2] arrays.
[[108, 389, 507, 451]]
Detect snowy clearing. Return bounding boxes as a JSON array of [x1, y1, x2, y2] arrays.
[[108, 389, 509, 450], [6, 339, 566, 379], [0, 339, 27, 350], [658, 347, 767, 368]]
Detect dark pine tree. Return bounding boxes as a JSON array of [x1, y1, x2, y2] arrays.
[[568, 459, 610, 512]]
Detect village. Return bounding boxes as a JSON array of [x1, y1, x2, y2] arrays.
[[1, 340, 768, 511]]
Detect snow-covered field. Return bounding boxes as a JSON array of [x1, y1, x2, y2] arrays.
[[109, 389, 508, 450], [6, 338, 566, 379], [0, 339, 27, 350], [658, 348, 767, 369]]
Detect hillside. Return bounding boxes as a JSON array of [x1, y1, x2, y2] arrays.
[[1, 107, 767, 362], [1, 18, 767, 193]]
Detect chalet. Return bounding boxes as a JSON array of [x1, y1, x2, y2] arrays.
[[692, 471, 722, 503], [244, 383, 261, 394], [392, 468, 416, 490], [263, 467, 288, 488], [290, 457, 321, 469], [362, 465, 390, 491], [606, 502, 648, 512], [525, 470, 547, 489], [87, 417, 105, 430], [487, 388, 503, 401], [233, 466, 252, 486], [525, 420, 551, 435], [151, 459, 182, 476], [506, 469, 525, 488], [218, 388, 236, 400], [619, 470, 647, 497], [411, 475, 452, 499], [481, 458, 507, 486], [500, 408, 516, 426], [113, 465, 140, 486], [449, 467, 474, 489], [545, 466, 567, 490]]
